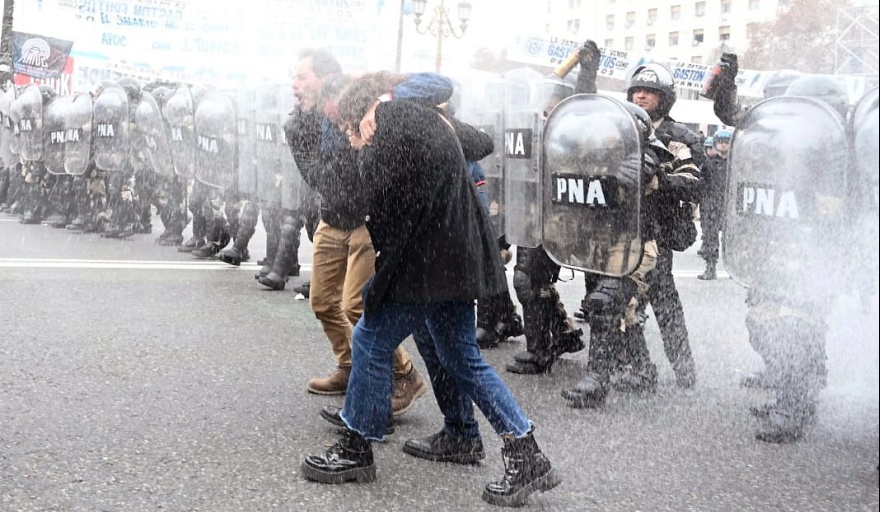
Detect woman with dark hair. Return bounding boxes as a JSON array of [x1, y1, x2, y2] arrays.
[[300, 74, 560, 508]]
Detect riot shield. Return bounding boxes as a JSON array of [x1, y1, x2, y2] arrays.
[[92, 85, 131, 172], [502, 67, 545, 248], [852, 87, 878, 211], [278, 87, 308, 211], [723, 96, 848, 297], [0, 88, 17, 167], [460, 77, 505, 238], [541, 94, 644, 276], [163, 85, 197, 179], [134, 92, 174, 180], [8, 90, 23, 159], [64, 93, 94, 177], [236, 87, 258, 196], [194, 90, 237, 191], [18, 85, 44, 162], [254, 85, 284, 202], [42, 95, 72, 175]]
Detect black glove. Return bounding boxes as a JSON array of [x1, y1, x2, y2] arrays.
[[578, 40, 601, 73], [718, 52, 739, 86], [575, 40, 601, 94]]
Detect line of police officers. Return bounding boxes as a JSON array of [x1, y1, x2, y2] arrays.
[[0, 78, 313, 290], [2, 44, 876, 447]]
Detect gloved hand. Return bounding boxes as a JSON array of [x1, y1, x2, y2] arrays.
[[577, 40, 601, 73], [575, 40, 601, 94], [717, 53, 739, 87]]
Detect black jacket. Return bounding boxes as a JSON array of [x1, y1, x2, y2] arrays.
[[700, 154, 728, 218], [285, 107, 368, 231], [358, 101, 507, 313]]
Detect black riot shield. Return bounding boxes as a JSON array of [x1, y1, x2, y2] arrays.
[[18, 85, 44, 162], [163, 85, 197, 180], [42, 95, 72, 175], [852, 87, 879, 211], [0, 88, 17, 167], [236, 87, 258, 196], [64, 94, 93, 177], [92, 85, 131, 172], [134, 93, 174, 180], [277, 86, 308, 211], [194, 90, 237, 191], [502, 68, 545, 248], [541, 94, 644, 276], [723, 96, 849, 297]]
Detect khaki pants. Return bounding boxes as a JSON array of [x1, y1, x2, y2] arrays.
[[309, 221, 413, 377]]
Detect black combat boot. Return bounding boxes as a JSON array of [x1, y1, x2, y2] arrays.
[[301, 428, 376, 484], [611, 324, 658, 394], [404, 430, 484, 464], [220, 203, 257, 266], [561, 327, 617, 408], [507, 296, 557, 374], [257, 215, 299, 290], [476, 296, 502, 349], [481, 429, 561, 507]]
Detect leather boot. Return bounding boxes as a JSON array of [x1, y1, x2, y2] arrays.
[[507, 295, 556, 374], [561, 328, 616, 408], [220, 203, 257, 266], [404, 430, 484, 464], [301, 428, 376, 484], [482, 429, 561, 507], [611, 324, 658, 394], [257, 215, 299, 290], [65, 215, 86, 232], [476, 296, 501, 349]]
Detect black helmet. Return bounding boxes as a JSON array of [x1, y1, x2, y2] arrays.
[[621, 101, 653, 144], [38, 84, 57, 104], [762, 70, 802, 99], [625, 62, 676, 119], [116, 77, 143, 102], [785, 75, 849, 118]]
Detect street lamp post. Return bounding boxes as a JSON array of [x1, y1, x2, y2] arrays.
[[411, 0, 472, 73]]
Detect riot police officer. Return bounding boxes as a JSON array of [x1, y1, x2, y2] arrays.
[[712, 55, 852, 443], [622, 61, 703, 389]]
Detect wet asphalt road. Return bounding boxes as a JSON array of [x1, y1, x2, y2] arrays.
[[1, 216, 878, 512]]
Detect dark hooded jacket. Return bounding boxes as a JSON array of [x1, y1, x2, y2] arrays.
[[358, 101, 507, 313]]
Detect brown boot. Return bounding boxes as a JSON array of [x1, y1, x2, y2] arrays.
[[307, 366, 351, 395], [391, 367, 428, 417]]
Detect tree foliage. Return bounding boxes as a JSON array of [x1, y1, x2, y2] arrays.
[[741, 0, 851, 73]]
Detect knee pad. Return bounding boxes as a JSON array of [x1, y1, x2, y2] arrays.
[[280, 214, 300, 240], [513, 269, 536, 303], [585, 277, 637, 329]]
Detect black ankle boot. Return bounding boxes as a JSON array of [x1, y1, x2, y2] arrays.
[[507, 350, 556, 374], [697, 261, 717, 280], [257, 272, 287, 290], [482, 430, 561, 507], [218, 246, 248, 266], [561, 372, 608, 408], [301, 428, 376, 484], [404, 430, 484, 464]]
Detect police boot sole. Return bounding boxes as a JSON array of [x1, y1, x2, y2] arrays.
[[481, 467, 562, 507], [300, 461, 377, 484]]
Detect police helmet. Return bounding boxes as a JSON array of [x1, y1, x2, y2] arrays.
[[785, 75, 849, 118], [762, 70, 802, 99], [703, 136, 714, 147], [117, 77, 143, 103], [38, 84, 57, 104], [625, 62, 677, 120], [621, 101, 653, 144], [713, 129, 732, 147]]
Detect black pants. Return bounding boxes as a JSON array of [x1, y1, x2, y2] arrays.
[[644, 245, 693, 366]]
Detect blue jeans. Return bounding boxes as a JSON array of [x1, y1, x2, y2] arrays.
[[340, 300, 532, 441]]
